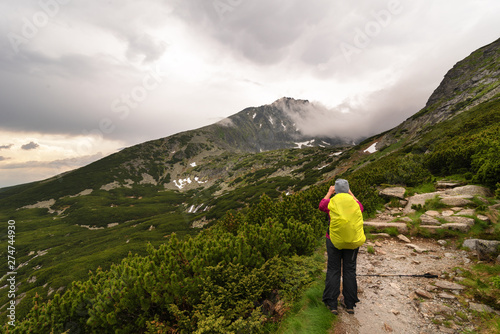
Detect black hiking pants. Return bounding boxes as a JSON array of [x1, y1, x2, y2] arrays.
[[323, 237, 360, 309]]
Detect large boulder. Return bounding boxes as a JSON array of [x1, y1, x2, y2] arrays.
[[444, 185, 492, 197], [463, 239, 500, 260], [379, 187, 406, 200], [404, 192, 441, 213]]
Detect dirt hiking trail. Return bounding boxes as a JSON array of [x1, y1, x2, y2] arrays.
[[329, 236, 496, 334]]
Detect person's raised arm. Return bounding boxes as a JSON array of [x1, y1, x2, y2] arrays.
[[348, 189, 358, 202], [324, 186, 335, 200], [348, 189, 363, 212], [319, 186, 335, 213]]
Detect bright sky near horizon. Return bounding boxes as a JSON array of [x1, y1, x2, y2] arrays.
[[1, 0, 500, 188]]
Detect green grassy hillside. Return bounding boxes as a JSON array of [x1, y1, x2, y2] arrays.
[[1, 94, 499, 332]]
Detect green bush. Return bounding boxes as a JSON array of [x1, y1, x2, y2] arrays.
[[8, 189, 328, 333]]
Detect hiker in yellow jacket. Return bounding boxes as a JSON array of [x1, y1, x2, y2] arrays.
[[318, 179, 365, 315]]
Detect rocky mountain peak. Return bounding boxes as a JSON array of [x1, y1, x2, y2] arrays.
[[375, 37, 500, 148], [271, 96, 310, 107]]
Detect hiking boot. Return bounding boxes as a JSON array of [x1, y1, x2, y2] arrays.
[[325, 304, 338, 315], [346, 308, 354, 314]]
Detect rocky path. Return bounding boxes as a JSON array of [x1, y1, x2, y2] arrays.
[[329, 183, 500, 334], [332, 237, 479, 334]]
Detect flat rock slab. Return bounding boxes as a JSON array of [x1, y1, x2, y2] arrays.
[[364, 221, 408, 233], [436, 181, 463, 189], [434, 280, 465, 290], [440, 196, 473, 207], [456, 209, 475, 216], [425, 210, 440, 217], [440, 223, 471, 232], [420, 214, 441, 226], [442, 216, 475, 226]]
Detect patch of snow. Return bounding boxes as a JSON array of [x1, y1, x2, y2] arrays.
[[364, 142, 378, 154], [190, 162, 197, 167], [268, 116, 274, 125], [294, 140, 314, 149], [330, 152, 343, 156], [194, 177, 207, 184], [173, 177, 192, 189], [318, 165, 329, 170], [188, 204, 204, 214], [252, 112, 257, 119], [281, 121, 286, 131], [322, 141, 331, 146]]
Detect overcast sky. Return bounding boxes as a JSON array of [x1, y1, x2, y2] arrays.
[[1, 0, 499, 188]]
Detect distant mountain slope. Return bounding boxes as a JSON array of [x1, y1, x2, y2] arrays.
[[0, 97, 352, 206], [375, 37, 500, 149]]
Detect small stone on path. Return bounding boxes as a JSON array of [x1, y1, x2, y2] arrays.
[[415, 289, 433, 299], [383, 322, 393, 332], [438, 292, 456, 299], [434, 280, 465, 290], [406, 244, 428, 253], [397, 234, 411, 243]]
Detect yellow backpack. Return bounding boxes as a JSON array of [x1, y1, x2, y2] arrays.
[[328, 193, 366, 249]]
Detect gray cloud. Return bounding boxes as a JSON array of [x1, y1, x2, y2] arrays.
[[0, 156, 10, 161], [21, 141, 39, 150], [0, 0, 499, 164], [279, 68, 436, 140], [0, 153, 103, 170], [0, 144, 13, 150]]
